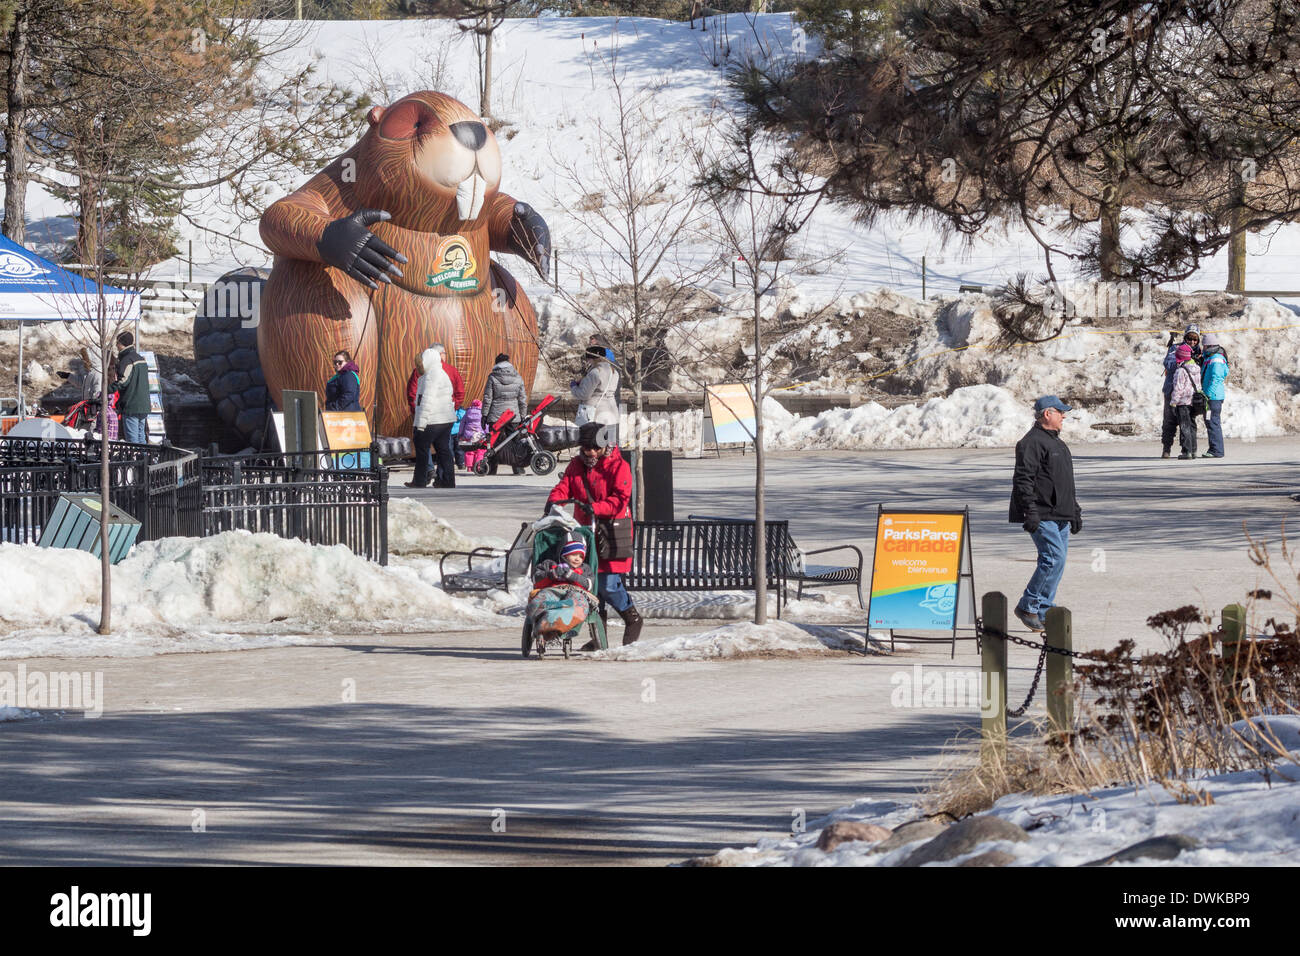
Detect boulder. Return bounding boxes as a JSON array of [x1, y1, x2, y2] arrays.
[[958, 849, 1017, 867], [902, 816, 1029, 866], [870, 819, 948, 855], [816, 821, 892, 852], [1082, 834, 1199, 867]]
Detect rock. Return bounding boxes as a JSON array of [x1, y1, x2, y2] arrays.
[[816, 821, 892, 852], [901, 816, 1029, 866], [870, 819, 947, 855], [958, 850, 1016, 867], [1082, 834, 1199, 867]]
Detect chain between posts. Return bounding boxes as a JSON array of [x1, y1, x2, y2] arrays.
[[976, 616, 1128, 718]]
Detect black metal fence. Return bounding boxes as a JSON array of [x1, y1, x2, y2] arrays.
[[0, 438, 387, 563], [201, 449, 388, 564]]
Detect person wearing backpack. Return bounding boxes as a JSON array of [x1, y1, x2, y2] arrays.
[[1169, 342, 1203, 460], [1199, 333, 1229, 459]]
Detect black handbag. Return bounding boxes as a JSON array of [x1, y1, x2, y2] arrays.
[[580, 473, 634, 561], [1184, 367, 1208, 416]]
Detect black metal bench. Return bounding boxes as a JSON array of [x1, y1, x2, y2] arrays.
[[627, 518, 792, 617], [439, 521, 535, 592], [687, 514, 864, 610]]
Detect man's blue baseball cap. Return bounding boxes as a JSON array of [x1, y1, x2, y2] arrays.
[[1033, 395, 1071, 414]]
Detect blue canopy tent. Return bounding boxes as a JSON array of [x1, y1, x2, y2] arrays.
[[0, 234, 140, 418]]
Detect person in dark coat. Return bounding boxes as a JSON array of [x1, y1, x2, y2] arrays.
[[1160, 326, 1200, 458], [109, 331, 150, 444], [325, 350, 363, 412], [546, 421, 642, 648], [1008, 395, 1082, 632], [482, 352, 528, 475]]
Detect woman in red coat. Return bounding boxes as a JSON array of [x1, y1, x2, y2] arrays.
[[546, 422, 642, 647]]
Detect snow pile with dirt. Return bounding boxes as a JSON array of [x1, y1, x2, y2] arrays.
[[386, 497, 506, 556], [607, 291, 1298, 450], [596, 619, 863, 661], [710, 717, 1300, 866], [0, 531, 509, 658]]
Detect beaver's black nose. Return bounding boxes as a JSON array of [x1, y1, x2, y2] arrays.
[[450, 121, 487, 152]]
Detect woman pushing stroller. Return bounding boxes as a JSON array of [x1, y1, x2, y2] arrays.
[[546, 421, 643, 648]]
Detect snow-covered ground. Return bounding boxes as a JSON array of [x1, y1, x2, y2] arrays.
[[708, 715, 1300, 867], [595, 618, 864, 660], [0, 501, 512, 659]]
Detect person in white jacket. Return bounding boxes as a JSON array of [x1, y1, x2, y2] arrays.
[[571, 345, 620, 445], [407, 344, 458, 488]]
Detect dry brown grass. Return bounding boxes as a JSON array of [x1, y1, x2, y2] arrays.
[[923, 537, 1300, 819]]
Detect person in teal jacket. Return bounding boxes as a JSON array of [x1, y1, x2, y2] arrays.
[[1199, 332, 1229, 458]]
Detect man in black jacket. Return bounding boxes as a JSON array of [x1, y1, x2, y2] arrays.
[[110, 331, 151, 444], [1008, 396, 1082, 632]]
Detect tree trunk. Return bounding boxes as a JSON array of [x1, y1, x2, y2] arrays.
[[1098, 199, 1122, 281], [3, 4, 30, 243], [752, 285, 766, 626], [480, 10, 493, 119], [1226, 179, 1247, 292], [633, 381, 644, 521], [98, 335, 112, 634]]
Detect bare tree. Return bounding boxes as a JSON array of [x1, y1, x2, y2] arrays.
[[692, 119, 837, 625], [418, 1, 544, 121], [546, 29, 719, 517]]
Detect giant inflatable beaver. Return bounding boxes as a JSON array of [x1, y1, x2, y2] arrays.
[[257, 90, 550, 438]]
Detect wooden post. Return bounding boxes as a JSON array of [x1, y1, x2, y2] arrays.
[[921, 254, 926, 301], [1221, 602, 1247, 712], [1044, 606, 1073, 738], [981, 591, 1008, 763]]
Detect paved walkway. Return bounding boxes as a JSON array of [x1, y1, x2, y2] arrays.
[[1, 437, 1294, 864]]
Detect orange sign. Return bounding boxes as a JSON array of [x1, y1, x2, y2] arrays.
[[869, 512, 966, 630], [321, 411, 371, 450]]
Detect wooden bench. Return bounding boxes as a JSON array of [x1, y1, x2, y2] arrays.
[[627, 518, 793, 617], [687, 514, 864, 610]]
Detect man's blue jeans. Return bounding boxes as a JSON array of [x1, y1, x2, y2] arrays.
[[1018, 520, 1070, 618], [1205, 399, 1224, 457], [121, 414, 147, 444]]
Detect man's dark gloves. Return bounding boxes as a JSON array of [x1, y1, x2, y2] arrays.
[[317, 209, 408, 290], [1022, 516, 1041, 534], [1070, 516, 1082, 535]]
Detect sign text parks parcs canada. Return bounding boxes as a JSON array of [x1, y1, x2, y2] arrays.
[[881, 528, 959, 553]]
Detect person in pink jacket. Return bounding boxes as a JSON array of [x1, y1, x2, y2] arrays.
[[1169, 343, 1203, 459]]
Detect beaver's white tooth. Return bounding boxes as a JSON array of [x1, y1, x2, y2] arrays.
[[469, 173, 486, 220], [456, 177, 474, 220]]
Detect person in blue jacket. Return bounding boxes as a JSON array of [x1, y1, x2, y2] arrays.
[[325, 350, 363, 412], [1161, 326, 1200, 458], [1199, 332, 1229, 459]]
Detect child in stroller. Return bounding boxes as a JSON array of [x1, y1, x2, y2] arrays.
[[523, 525, 605, 658]]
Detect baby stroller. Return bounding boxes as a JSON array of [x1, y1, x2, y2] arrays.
[[521, 504, 607, 659], [468, 393, 558, 477]]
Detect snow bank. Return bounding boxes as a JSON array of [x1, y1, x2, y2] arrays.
[[0, 531, 509, 658], [386, 497, 505, 556], [596, 619, 862, 661]]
